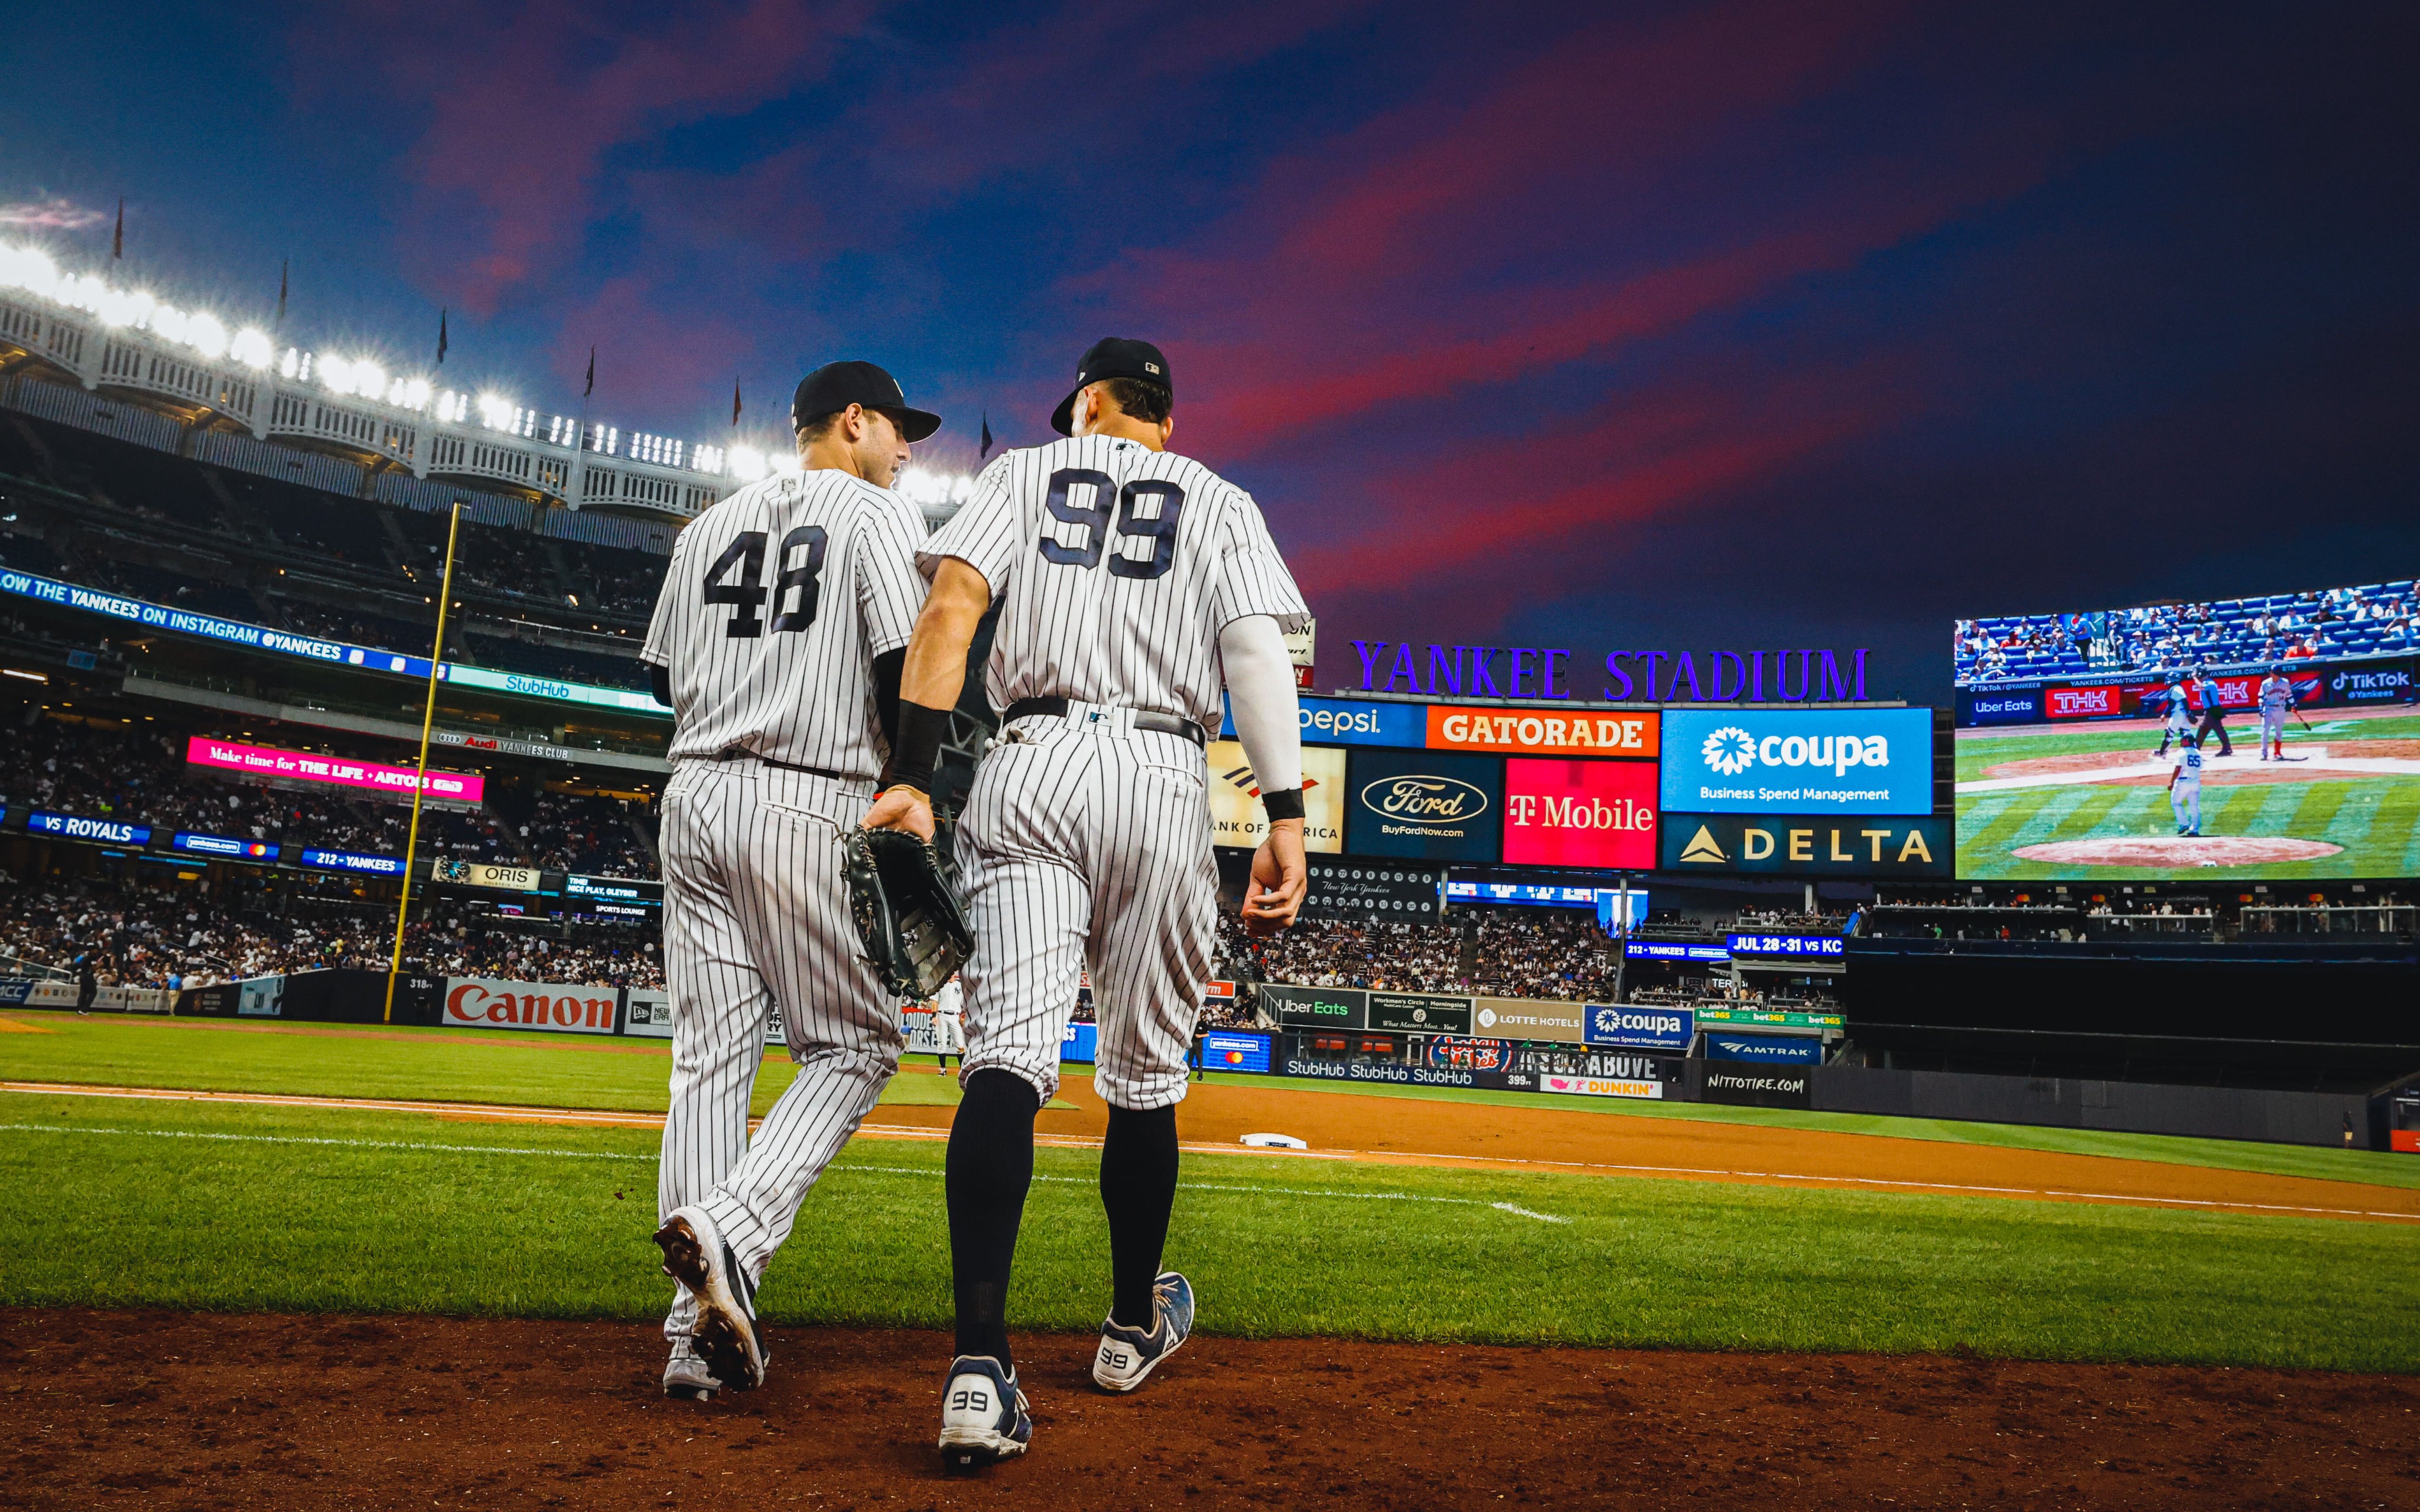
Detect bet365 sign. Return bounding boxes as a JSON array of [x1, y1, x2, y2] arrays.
[[1661, 813, 1951, 877]]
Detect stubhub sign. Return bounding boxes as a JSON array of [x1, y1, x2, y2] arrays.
[[1661, 708, 1931, 815]]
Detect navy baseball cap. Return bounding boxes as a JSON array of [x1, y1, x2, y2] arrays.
[[1050, 337, 1172, 436], [792, 360, 941, 442]]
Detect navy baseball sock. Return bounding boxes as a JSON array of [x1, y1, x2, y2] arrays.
[[1100, 1102, 1180, 1331], [946, 1068, 1040, 1368]]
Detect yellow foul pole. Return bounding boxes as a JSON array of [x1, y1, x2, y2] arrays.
[[385, 502, 463, 1023]]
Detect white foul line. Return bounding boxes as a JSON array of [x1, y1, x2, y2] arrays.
[[4, 1082, 2412, 1224], [0, 1123, 1569, 1223]]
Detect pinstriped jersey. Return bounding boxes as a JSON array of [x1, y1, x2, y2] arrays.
[[642, 470, 928, 778], [919, 435, 1309, 730]]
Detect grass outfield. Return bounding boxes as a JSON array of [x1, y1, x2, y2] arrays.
[[1955, 708, 2420, 879], [8, 1012, 2417, 1193], [2, 1091, 2416, 1373]]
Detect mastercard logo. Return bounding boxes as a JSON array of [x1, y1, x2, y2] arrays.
[[1224, 1050, 1244, 1065]]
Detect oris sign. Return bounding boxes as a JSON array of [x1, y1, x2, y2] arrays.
[[1502, 758, 1658, 868]]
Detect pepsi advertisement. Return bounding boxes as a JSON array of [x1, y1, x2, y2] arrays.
[[1662, 708, 1934, 815], [1223, 694, 1427, 750]]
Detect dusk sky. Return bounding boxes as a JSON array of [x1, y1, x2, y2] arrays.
[[5, 2, 2413, 704]]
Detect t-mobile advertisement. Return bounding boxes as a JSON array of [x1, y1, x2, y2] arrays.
[[1500, 758, 1658, 868]]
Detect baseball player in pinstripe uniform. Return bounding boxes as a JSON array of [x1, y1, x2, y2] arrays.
[[862, 337, 1312, 1469], [642, 361, 939, 1400]]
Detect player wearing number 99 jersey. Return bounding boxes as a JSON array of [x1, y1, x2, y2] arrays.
[[639, 361, 936, 1402], [861, 337, 1312, 1469]]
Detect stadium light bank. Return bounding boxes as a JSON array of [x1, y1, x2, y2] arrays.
[[0, 242, 972, 519]]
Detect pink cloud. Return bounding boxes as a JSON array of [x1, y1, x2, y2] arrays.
[[298, 0, 869, 316], [0, 197, 109, 230]]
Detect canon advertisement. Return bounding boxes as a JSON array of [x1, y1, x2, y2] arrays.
[[1954, 577, 2420, 881]]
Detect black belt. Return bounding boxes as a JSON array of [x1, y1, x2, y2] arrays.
[[710, 747, 857, 781], [1000, 697, 1208, 748]]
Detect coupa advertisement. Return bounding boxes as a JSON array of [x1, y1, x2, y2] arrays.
[[1584, 1003, 1694, 1052], [1660, 708, 1933, 815]]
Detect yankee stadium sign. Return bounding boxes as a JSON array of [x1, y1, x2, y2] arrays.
[[1351, 641, 1875, 703]]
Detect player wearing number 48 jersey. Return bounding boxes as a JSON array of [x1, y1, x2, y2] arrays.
[[861, 338, 1312, 1471], [640, 361, 938, 1401]]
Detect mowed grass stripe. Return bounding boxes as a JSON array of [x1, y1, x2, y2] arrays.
[[4, 1096, 2418, 1370], [10, 1015, 2419, 1195]]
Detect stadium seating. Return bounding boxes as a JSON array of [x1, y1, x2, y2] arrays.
[[0, 871, 662, 991], [0, 410, 673, 669], [1953, 581, 2419, 685]]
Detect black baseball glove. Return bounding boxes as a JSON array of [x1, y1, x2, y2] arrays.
[[843, 827, 974, 1001]]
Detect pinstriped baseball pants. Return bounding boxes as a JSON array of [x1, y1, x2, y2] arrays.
[[656, 761, 903, 1342], [955, 707, 1215, 1110]]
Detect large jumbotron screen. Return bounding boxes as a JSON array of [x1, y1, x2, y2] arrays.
[[1953, 575, 2420, 879]]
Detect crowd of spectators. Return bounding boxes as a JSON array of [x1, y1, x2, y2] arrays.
[[1956, 580, 2419, 685], [519, 790, 656, 878], [0, 872, 663, 990], [1466, 910, 1620, 1000], [1, 715, 526, 862], [1219, 915, 1468, 993], [1732, 908, 1850, 933]]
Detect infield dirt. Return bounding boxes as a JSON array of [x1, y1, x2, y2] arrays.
[[5, 1309, 2414, 1511]]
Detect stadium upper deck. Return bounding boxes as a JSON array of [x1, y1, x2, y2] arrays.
[[0, 240, 973, 532], [1954, 579, 2419, 687]]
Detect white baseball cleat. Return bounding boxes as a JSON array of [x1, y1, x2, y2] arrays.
[[1092, 1271, 1195, 1393], [654, 1205, 766, 1391], [662, 1338, 724, 1400], [937, 1355, 1031, 1471]]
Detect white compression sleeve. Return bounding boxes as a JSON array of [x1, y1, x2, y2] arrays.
[[1218, 614, 1302, 796]]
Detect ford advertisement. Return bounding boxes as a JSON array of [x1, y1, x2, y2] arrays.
[[1344, 747, 1501, 862], [1660, 708, 1933, 816]]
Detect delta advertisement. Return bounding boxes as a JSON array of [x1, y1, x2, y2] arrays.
[[1660, 709, 1933, 815], [1206, 740, 1346, 852], [1663, 814, 1950, 876], [187, 736, 486, 806]]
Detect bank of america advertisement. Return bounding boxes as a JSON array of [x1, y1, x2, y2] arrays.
[[1206, 741, 1346, 852], [1660, 708, 1933, 815]]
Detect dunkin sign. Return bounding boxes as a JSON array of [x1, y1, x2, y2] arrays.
[[444, 977, 619, 1035]]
